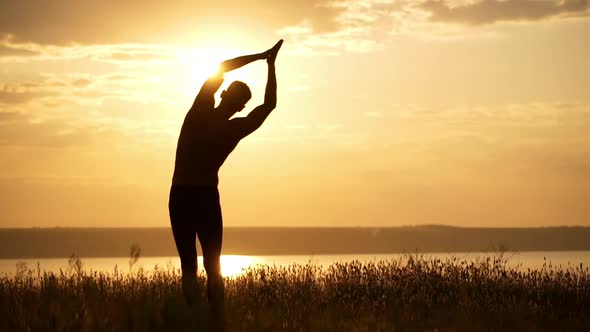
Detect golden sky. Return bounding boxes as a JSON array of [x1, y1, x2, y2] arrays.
[[1, 0, 589, 228]]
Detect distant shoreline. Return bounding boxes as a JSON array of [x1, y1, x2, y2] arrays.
[[1, 226, 589, 259]]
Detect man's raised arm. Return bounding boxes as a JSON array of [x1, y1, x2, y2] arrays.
[[191, 51, 268, 112], [218, 53, 266, 73], [230, 40, 283, 138]]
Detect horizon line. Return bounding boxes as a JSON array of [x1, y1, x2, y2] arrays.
[[2, 225, 589, 230]]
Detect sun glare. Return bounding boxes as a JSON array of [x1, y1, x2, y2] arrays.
[[219, 255, 259, 278], [166, 255, 259, 278], [181, 48, 263, 92]]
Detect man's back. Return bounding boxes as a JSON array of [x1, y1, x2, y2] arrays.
[[172, 110, 241, 186]]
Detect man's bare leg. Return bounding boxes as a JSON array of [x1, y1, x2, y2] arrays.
[[204, 256, 224, 331], [181, 268, 199, 305], [169, 186, 200, 305], [199, 198, 224, 331]]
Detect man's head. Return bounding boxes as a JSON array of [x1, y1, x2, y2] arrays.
[[220, 81, 251, 112]]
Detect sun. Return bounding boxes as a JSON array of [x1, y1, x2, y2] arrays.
[[180, 47, 263, 94], [219, 255, 260, 278]]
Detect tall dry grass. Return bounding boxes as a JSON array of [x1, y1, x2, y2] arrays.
[[1, 254, 588, 331]]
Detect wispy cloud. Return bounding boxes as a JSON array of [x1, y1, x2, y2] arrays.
[[364, 103, 590, 153], [0, 0, 342, 45], [278, 0, 398, 55], [0, 44, 39, 57], [279, 20, 384, 56], [279, 0, 590, 48], [419, 0, 590, 25], [0, 110, 115, 148], [3, 0, 587, 57], [0, 90, 36, 105]]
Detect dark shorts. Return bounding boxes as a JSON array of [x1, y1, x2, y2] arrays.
[[168, 185, 223, 272]]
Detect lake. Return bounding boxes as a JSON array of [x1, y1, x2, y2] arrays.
[[2, 251, 589, 278]]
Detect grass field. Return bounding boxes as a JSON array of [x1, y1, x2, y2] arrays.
[[1, 254, 589, 331]]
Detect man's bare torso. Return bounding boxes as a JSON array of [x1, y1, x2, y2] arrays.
[[172, 110, 240, 186]]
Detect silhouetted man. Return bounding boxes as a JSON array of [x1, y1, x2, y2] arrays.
[[169, 40, 283, 330]]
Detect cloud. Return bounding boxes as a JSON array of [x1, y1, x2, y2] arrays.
[[105, 51, 175, 62], [376, 102, 590, 125], [0, 85, 50, 105], [278, 0, 590, 51], [0, 70, 153, 106], [0, 75, 99, 106], [0, 82, 109, 148], [0, 44, 39, 57], [0, 68, 182, 151], [0, 0, 341, 45], [364, 103, 590, 157], [278, 0, 400, 55], [359, 102, 590, 185], [0, 111, 21, 123], [0, 37, 43, 60], [1, 0, 587, 54], [419, 0, 590, 25], [0, 110, 103, 148], [0, 0, 392, 55]]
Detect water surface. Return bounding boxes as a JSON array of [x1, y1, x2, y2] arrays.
[[2, 251, 589, 278]]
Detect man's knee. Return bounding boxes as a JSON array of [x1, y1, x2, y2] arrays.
[[180, 258, 197, 274], [203, 257, 221, 276]]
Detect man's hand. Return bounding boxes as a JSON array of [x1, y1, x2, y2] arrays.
[[229, 40, 283, 139], [264, 40, 283, 65]]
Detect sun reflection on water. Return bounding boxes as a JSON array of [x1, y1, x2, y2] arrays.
[[184, 255, 261, 278], [218, 255, 259, 278]]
